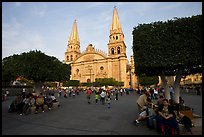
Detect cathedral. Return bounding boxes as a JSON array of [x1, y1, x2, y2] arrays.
[[64, 6, 138, 88]]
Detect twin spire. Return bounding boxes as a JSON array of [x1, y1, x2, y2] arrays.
[[68, 19, 80, 43], [110, 6, 123, 33], [68, 6, 122, 45]]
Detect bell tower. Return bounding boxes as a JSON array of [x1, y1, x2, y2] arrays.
[[65, 20, 81, 64], [108, 6, 126, 58]]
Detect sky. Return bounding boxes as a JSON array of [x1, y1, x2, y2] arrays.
[[2, 2, 202, 62]]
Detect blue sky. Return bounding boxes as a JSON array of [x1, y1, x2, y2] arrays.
[[2, 2, 202, 62]]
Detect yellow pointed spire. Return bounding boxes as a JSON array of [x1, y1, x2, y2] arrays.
[[69, 20, 80, 43], [110, 6, 123, 34]]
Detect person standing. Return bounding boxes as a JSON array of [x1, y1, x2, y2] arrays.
[[6, 90, 9, 97], [72, 89, 76, 98], [95, 91, 100, 104], [106, 93, 111, 109], [22, 88, 26, 99], [58, 90, 62, 97], [21, 94, 33, 115], [45, 93, 53, 110], [68, 89, 72, 97], [115, 88, 119, 100], [86, 88, 92, 104], [64, 90, 68, 98], [120, 88, 123, 96], [169, 86, 174, 100], [100, 90, 106, 105]]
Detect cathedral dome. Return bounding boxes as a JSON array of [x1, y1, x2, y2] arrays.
[[86, 43, 95, 52]]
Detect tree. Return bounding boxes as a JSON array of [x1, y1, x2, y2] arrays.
[[2, 50, 71, 93], [138, 75, 159, 87], [79, 78, 124, 88], [132, 15, 202, 103], [63, 80, 80, 87], [80, 82, 92, 87], [94, 78, 123, 87]]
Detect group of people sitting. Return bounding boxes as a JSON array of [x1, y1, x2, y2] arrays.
[[8, 91, 59, 115], [134, 91, 193, 135]]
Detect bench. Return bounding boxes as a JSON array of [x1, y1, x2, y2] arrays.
[[30, 102, 60, 113], [152, 114, 202, 135]]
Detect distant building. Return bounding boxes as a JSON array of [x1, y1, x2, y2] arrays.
[[157, 73, 202, 87], [64, 6, 138, 88], [180, 73, 202, 85], [64, 6, 202, 88]]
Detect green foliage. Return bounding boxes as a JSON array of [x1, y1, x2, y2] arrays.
[[2, 50, 71, 83], [132, 15, 202, 76], [44, 82, 57, 88], [92, 81, 101, 87], [138, 75, 159, 86], [95, 78, 112, 86], [79, 78, 124, 87], [94, 78, 121, 86], [80, 82, 92, 87], [63, 80, 80, 87], [118, 82, 124, 87]]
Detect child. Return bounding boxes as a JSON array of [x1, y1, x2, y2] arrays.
[[95, 92, 100, 104]]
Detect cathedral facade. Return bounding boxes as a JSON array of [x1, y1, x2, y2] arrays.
[[64, 7, 138, 88]]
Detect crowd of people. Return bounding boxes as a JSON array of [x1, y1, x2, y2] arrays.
[[83, 87, 132, 109], [134, 88, 193, 135], [7, 87, 130, 115], [2, 90, 9, 101], [7, 86, 194, 135], [8, 88, 59, 115]]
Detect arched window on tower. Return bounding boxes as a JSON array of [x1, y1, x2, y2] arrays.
[[87, 79, 91, 83], [76, 69, 79, 75], [67, 56, 69, 61], [100, 66, 104, 71], [117, 47, 120, 54], [111, 48, 114, 55], [71, 55, 73, 61]]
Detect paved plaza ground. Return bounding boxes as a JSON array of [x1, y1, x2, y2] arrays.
[[2, 91, 202, 135]]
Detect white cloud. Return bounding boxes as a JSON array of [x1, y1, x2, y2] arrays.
[[3, 2, 200, 62], [2, 18, 47, 59], [84, 2, 108, 9], [15, 2, 21, 6], [158, 2, 184, 10], [30, 3, 47, 17]]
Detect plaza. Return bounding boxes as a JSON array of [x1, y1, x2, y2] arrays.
[[2, 91, 202, 135]]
